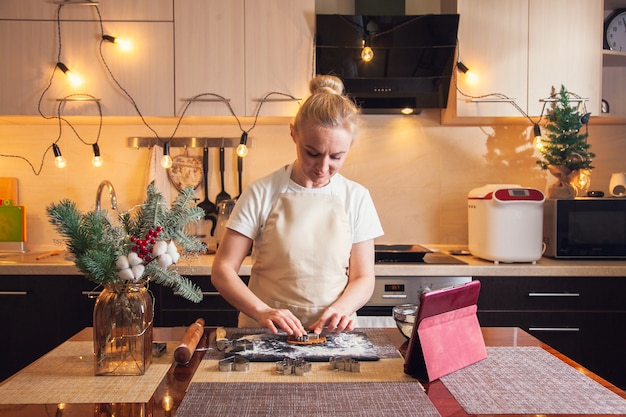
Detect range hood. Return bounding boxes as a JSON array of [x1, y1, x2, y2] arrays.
[[315, 14, 460, 114]]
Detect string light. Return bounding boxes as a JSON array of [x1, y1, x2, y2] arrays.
[[52, 143, 67, 168], [102, 34, 132, 51], [91, 143, 103, 167], [161, 142, 173, 168], [236, 132, 248, 158], [56, 62, 83, 87], [533, 124, 543, 150], [456, 61, 477, 84], [361, 38, 374, 62]]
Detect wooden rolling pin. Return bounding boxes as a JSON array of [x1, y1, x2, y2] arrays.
[[174, 318, 205, 365]]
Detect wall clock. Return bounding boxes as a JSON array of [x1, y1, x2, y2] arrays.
[[605, 8, 626, 51]]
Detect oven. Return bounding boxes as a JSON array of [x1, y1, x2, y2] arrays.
[[357, 245, 472, 327]]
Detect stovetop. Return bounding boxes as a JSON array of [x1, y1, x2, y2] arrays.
[[374, 244, 466, 265]]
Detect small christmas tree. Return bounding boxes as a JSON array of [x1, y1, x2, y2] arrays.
[[536, 85, 594, 198], [537, 85, 594, 171]]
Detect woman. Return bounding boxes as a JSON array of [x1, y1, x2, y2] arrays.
[[211, 75, 383, 337]]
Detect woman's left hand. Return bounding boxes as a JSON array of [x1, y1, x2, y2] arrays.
[[309, 306, 355, 334]]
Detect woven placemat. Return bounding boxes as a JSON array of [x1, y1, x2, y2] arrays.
[[191, 358, 413, 383], [0, 341, 174, 404], [440, 346, 626, 415], [176, 381, 440, 417]]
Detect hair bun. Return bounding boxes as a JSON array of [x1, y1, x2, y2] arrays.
[[309, 75, 344, 95]]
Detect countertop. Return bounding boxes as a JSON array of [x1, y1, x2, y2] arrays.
[[1, 245, 626, 277], [0, 327, 624, 417]]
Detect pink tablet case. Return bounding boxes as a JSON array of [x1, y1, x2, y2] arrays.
[[404, 280, 487, 381]]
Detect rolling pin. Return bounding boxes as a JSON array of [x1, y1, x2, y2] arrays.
[[174, 318, 205, 365]]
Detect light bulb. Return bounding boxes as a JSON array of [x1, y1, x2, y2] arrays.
[[57, 62, 83, 87], [52, 143, 67, 168], [161, 142, 173, 169], [401, 107, 414, 115], [361, 46, 374, 62], [91, 143, 103, 167], [103, 35, 133, 52], [236, 132, 249, 157], [533, 124, 543, 150], [236, 143, 248, 158]]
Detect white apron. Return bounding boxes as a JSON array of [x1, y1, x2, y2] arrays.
[[238, 174, 353, 328]]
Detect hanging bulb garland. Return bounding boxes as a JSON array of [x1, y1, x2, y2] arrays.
[[52, 143, 67, 168], [91, 143, 103, 167], [161, 141, 173, 169]]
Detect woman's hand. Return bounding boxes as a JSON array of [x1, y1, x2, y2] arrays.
[[257, 308, 307, 337], [309, 306, 355, 334]]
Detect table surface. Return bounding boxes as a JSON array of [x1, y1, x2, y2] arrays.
[[0, 327, 624, 417]]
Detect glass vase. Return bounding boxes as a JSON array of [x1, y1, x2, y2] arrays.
[[93, 282, 154, 376]]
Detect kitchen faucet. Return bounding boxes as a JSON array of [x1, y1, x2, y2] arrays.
[[95, 180, 117, 211]]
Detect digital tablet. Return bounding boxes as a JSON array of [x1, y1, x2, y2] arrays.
[[404, 280, 483, 379]]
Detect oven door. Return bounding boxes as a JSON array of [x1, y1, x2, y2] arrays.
[[357, 276, 472, 327]]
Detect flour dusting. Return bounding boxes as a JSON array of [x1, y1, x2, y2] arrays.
[[225, 332, 380, 362]]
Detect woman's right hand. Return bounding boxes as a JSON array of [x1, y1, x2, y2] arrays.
[[257, 308, 307, 337]]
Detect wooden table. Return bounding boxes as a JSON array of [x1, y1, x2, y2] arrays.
[[0, 327, 624, 417]]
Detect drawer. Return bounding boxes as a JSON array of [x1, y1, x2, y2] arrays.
[[475, 276, 626, 311], [159, 276, 248, 310], [159, 310, 239, 327]]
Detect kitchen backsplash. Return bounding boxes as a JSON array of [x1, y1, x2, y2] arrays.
[[1, 111, 625, 251]]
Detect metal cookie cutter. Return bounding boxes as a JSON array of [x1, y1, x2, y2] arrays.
[[216, 338, 253, 353], [329, 356, 361, 373], [275, 358, 312, 376], [218, 356, 250, 372]]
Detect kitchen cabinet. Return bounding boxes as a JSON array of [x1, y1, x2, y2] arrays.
[[0, 0, 174, 116], [602, 0, 626, 120], [0, 275, 95, 382], [474, 276, 626, 390], [157, 275, 249, 327], [1, 0, 313, 117], [442, 0, 602, 122], [174, 0, 314, 117]]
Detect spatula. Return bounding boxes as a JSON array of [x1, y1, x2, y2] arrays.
[[215, 147, 231, 203], [197, 147, 217, 218]]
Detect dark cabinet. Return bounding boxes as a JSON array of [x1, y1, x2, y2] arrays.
[[0, 275, 96, 382], [474, 276, 626, 389], [157, 276, 248, 327]]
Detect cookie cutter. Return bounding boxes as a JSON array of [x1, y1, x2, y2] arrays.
[[216, 338, 253, 353], [218, 356, 250, 372], [329, 356, 361, 373], [275, 358, 312, 376]]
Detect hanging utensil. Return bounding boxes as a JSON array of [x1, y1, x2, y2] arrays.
[[236, 155, 243, 199], [197, 147, 217, 234], [167, 147, 202, 192], [215, 147, 231, 203]]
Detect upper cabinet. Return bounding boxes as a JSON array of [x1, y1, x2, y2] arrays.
[[174, 0, 314, 118], [442, 0, 603, 123], [0, 0, 174, 116], [0, 0, 314, 118], [602, 0, 626, 121]]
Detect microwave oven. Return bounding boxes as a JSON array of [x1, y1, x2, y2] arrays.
[[543, 198, 626, 258]]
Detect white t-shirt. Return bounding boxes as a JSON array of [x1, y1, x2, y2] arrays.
[[227, 164, 384, 250]]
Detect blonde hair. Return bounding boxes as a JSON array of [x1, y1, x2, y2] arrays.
[[293, 75, 361, 138]]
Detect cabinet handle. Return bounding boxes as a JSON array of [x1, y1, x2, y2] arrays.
[[382, 294, 408, 299], [0, 291, 28, 295], [82, 291, 101, 298], [528, 292, 580, 297], [528, 327, 580, 332], [174, 291, 220, 296]]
